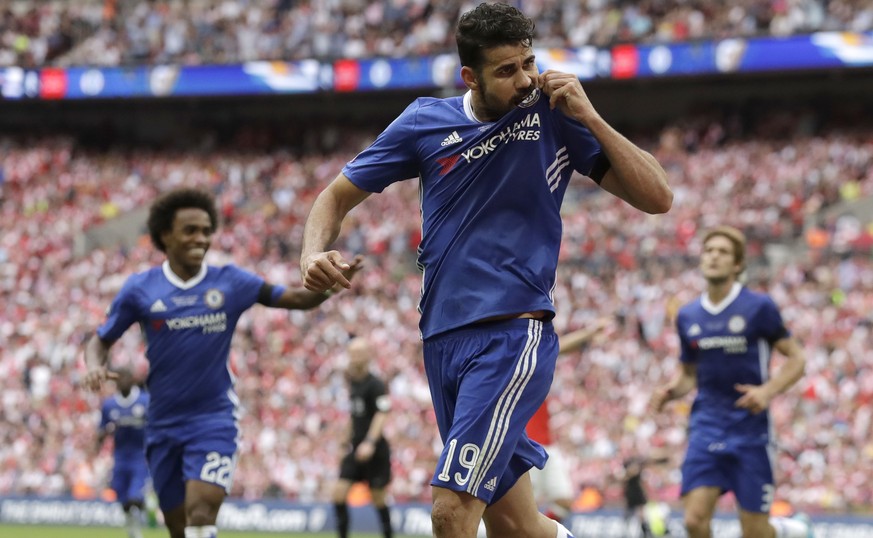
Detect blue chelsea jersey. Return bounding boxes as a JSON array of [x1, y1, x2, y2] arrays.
[[344, 90, 607, 339], [97, 262, 284, 428], [99, 386, 149, 462], [677, 283, 791, 447]]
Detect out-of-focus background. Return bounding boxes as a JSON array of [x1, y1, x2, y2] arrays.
[[0, 1, 871, 536]]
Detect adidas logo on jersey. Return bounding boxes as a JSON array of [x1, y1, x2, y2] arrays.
[[150, 299, 168, 312], [483, 476, 497, 492], [441, 131, 463, 146]]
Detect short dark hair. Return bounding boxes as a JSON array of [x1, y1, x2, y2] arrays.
[[456, 2, 535, 72], [147, 188, 218, 252]]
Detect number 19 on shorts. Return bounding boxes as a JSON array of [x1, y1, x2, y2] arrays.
[[437, 439, 481, 487]]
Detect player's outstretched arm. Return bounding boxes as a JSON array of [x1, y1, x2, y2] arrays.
[[83, 334, 118, 392], [301, 174, 371, 293], [275, 255, 365, 310], [735, 336, 806, 414]]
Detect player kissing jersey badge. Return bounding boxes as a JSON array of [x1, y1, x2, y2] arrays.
[[204, 289, 225, 309], [517, 88, 540, 108]]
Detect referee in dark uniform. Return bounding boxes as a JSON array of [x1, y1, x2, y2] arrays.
[[332, 337, 393, 538]]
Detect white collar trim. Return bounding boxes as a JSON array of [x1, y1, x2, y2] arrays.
[[701, 282, 742, 315], [463, 91, 485, 123], [114, 385, 141, 407], [162, 260, 207, 289]]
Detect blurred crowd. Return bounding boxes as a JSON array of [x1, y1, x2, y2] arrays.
[[0, 106, 872, 515], [1, 0, 873, 67]]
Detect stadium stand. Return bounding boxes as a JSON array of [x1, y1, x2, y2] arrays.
[[1, 0, 873, 529], [0, 104, 871, 513], [2, 0, 872, 66]]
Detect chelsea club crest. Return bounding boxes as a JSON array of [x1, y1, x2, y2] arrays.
[[204, 289, 225, 309]]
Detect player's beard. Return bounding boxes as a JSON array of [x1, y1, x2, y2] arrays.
[[478, 79, 537, 120]]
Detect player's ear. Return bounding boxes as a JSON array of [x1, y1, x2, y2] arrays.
[[461, 66, 479, 91]]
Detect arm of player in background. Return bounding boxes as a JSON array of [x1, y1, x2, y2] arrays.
[[83, 334, 118, 392], [735, 336, 806, 414], [651, 362, 697, 412], [558, 316, 612, 355], [300, 173, 371, 293]]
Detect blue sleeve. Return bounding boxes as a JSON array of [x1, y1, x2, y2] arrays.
[[677, 311, 696, 364], [226, 265, 268, 310], [556, 112, 609, 182], [342, 100, 421, 193], [96, 277, 140, 343], [758, 296, 790, 344]]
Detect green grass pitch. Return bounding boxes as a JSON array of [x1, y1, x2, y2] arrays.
[[0, 525, 398, 537]]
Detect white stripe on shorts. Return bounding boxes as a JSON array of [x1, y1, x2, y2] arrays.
[[468, 319, 542, 496]]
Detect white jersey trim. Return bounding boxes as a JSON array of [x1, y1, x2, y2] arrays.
[[701, 282, 742, 315], [463, 91, 485, 123], [113, 385, 141, 408], [162, 260, 208, 290]]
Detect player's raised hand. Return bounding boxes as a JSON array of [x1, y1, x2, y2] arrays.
[[538, 70, 596, 123], [734, 383, 773, 414], [301, 250, 353, 293], [84, 366, 118, 392]]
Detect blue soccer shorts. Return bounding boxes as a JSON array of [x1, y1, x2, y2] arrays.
[[145, 418, 239, 512], [424, 318, 558, 504], [111, 461, 149, 504], [681, 440, 776, 513]]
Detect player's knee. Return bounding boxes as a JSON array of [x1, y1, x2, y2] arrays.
[[684, 511, 709, 536], [432, 497, 471, 535], [431, 499, 456, 533], [186, 502, 218, 527]]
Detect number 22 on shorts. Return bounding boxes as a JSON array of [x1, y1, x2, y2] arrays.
[[200, 451, 235, 489]]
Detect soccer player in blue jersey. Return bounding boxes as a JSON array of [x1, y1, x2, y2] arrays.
[[84, 188, 363, 538], [651, 226, 814, 538], [299, 4, 671, 537], [97, 367, 150, 538]]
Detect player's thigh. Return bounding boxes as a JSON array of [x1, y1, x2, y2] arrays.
[[425, 319, 557, 503], [682, 486, 720, 526], [529, 465, 546, 502], [483, 473, 554, 538], [185, 478, 226, 522]]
